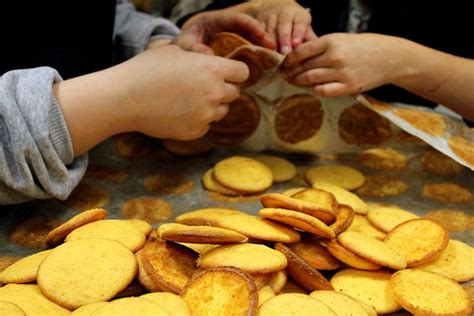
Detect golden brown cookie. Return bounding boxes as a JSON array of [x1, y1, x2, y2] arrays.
[[325, 239, 382, 270], [209, 32, 252, 57], [420, 149, 464, 175], [274, 94, 324, 144], [424, 208, 474, 232], [142, 238, 197, 294], [250, 273, 272, 290], [121, 197, 173, 224], [0, 250, 51, 284], [422, 183, 473, 203], [259, 208, 335, 239], [201, 169, 240, 196], [260, 192, 336, 225], [267, 270, 287, 294], [135, 249, 162, 293], [63, 183, 110, 210], [338, 231, 407, 270], [279, 278, 308, 294], [448, 135, 474, 167], [346, 215, 386, 240], [213, 214, 300, 243], [330, 269, 401, 314], [175, 208, 246, 226], [312, 182, 368, 215], [71, 302, 108, 315], [162, 138, 213, 157], [65, 219, 146, 252], [141, 292, 191, 316], [213, 156, 273, 194], [338, 103, 392, 145], [0, 284, 70, 315], [0, 256, 23, 274], [281, 187, 306, 197], [144, 173, 194, 195], [394, 108, 446, 136], [259, 293, 336, 315], [46, 208, 107, 247], [128, 219, 153, 236], [10, 214, 60, 249], [92, 297, 169, 316], [358, 148, 407, 170], [329, 204, 355, 236], [384, 218, 449, 267], [367, 206, 418, 233], [85, 165, 128, 182], [37, 239, 137, 310], [198, 244, 287, 273], [275, 243, 333, 292], [309, 290, 369, 316], [416, 239, 474, 283], [159, 225, 248, 244], [304, 165, 365, 190], [181, 266, 258, 316], [291, 188, 338, 217], [258, 285, 276, 307], [389, 269, 472, 316], [288, 237, 341, 270], [0, 301, 25, 316], [355, 175, 408, 197], [255, 155, 297, 182], [206, 93, 260, 145]]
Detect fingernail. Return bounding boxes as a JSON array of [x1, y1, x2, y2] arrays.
[[281, 46, 291, 55]]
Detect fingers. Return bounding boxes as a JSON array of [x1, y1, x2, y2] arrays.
[[265, 14, 278, 46], [313, 82, 350, 97], [284, 39, 327, 68], [221, 83, 241, 103], [283, 54, 329, 78], [213, 103, 230, 121], [291, 68, 339, 86], [190, 43, 214, 55], [277, 11, 294, 54], [218, 58, 250, 83], [291, 20, 309, 48]]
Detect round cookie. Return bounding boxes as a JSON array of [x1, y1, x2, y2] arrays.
[[390, 269, 472, 316], [420, 149, 464, 175], [175, 208, 246, 226], [325, 239, 382, 271], [92, 297, 169, 316], [329, 204, 355, 236], [416, 239, 474, 282], [288, 237, 340, 270], [198, 244, 287, 273], [281, 187, 306, 197], [338, 231, 406, 270], [384, 218, 449, 267], [0, 250, 51, 284], [367, 206, 418, 233], [201, 169, 240, 196], [310, 290, 369, 316], [424, 208, 474, 233], [159, 225, 248, 244], [65, 219, 146, 252], [304, 165, 365, 190], [46, 208, 107, 247], [37, 239, 137, 310], [268, 270, 287, 294], [312, 182, 368, 215], [258, 286, 276, 307], [259, 293, 336, 315], [0, 301, 25, 316], [346, 215, 386, 240], [141, 293, 191, 316], [330, 269, 401, 314], [0, 284, 69, 315], [213, 156, 273, 193], [358, 148, 407, 170], [128, 219, 153, 236], [71, 302, 108, 315], [255, 155, 297, 182], [181, 266, 258, 316], [259, 208, 335, 239], [214, 214, 300, 243], [274, 94, 324, 144], [135, 249, 162, 293]]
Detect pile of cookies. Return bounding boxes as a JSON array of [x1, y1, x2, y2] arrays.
[[1, 167, 473, 315]]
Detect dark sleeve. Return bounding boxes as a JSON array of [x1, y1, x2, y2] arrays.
[[176, 0, 244, 27]]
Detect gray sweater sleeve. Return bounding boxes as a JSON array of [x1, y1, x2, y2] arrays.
[[114, 0, 181, 59], [0, 67, 88, 204]]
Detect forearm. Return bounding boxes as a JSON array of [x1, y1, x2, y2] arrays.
[[54, 65, 133, 157], [393, 39, 474, 121]]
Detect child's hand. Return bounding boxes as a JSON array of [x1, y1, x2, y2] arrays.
[[174, 11, 276, 55], [122, 45, 249, 140], [256, 0, 316, 54], [283, 33, 405, 96]]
